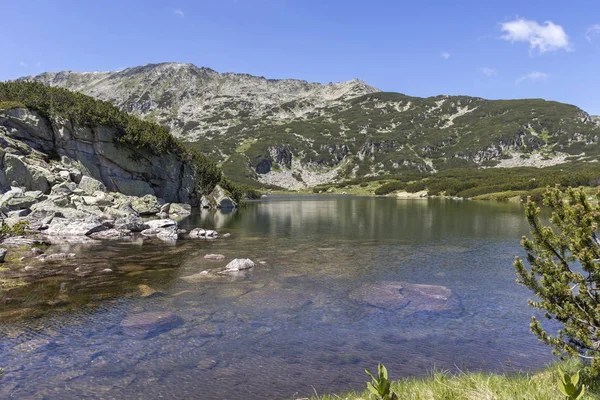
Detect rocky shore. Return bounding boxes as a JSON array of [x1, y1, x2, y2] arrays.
[[0, 105, 240, 275]]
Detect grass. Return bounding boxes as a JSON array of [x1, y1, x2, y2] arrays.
[[312, 359, 600, 400]]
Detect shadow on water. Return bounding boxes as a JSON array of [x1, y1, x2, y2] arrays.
[[0, 196, 555, 399]]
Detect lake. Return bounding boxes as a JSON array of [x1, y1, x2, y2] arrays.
[[0, 195, 554, 399]]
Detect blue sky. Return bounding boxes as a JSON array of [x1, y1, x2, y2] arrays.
[[2, 0, 600, 113]]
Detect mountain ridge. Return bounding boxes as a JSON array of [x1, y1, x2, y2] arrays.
[[20, 63, 600, 190]]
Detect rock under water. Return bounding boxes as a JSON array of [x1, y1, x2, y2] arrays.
[[349, 281, 462, 316]]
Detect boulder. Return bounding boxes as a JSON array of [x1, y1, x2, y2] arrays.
[[45, 218, 109, 236], [4, 154, 52, 193], [131, 194, 160, 215], [78, 175, 106, 196], [0, 248, 6, 263], [205, 185, 237, 209], [200, 196, 213, 209], [349, 281, 462, 317], [224, 258, 255, 272], [114, 215, 149, 232], [146, 219, 177, 229], [167, 203, 191, 216]]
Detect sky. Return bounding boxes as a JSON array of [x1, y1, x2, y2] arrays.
[[1, 0, 600, 113]]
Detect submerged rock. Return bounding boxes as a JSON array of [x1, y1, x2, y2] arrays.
[[204, 254, 225, 260], [138, 284, 164, 298], [349, 281, 462, 316], [120, 311, 180, 338]]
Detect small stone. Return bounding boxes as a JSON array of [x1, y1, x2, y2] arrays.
[[138, 284, 163, 297], [58, 171, 71, 181], [223, 258, 255, 272], [31, 248, 44, 256], [102, 268, 113, 273], [197, 359, 218, 370], [23, 266, 36, 272], [0, 248, 7, 263], [204, 254, 225, 260], [223, 233, 231, 238]]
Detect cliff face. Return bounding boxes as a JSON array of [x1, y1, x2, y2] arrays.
[[0, 107, 199, 204]]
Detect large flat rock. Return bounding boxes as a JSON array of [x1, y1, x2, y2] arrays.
[[349, 281, 462, 316]]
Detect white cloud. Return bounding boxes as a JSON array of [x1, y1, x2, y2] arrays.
[[174, 8, 184, 17], [516, 71, 550, 85], [586, 24, 600, 42], [501, 18, 570, 54], [19, 61, 27, 67], [480, 67, 497, 77], [441, 52, 450, 59]]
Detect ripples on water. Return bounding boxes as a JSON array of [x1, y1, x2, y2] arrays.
[[0, 196, 554, 399]]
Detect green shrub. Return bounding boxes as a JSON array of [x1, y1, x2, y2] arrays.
[[375, 181, 406, 195], [515, 187, 600, 376]]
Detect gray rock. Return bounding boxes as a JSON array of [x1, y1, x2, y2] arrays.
[[167, 203, 191, 216], [156, 226, 179, 240], [51, 181, 77, 195], [224, 258, 255, 272], [205, 229, 218, 238], [131, 194, 160, 215], [4, 154, 52, 193], [188, 228, 206, 238], [41, 252, 76, 261], [89, 229, 131, 240], [7, 209, 30, 218], [200, 196, 212, 209], [205, 185, 236, 209], [146, 219, 177, 229], [58, 170, 71, 181], [0, 248, 7, 262], [114, 215, 149, 232], [45, 218, 109, 236], [69, 169, 83, 184], [204, 254, 225, 260], [78, 176, 106, 196]]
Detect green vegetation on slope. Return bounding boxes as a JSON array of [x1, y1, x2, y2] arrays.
[[204, 92, 600, 185], [362, 163, 600, 198], [0, 81, 236, 195]]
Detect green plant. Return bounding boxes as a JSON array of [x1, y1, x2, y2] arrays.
[[515, 186, 600, 375], [365, 363, 398, 400], [557, 368, 585, 399], [0, 220, 30, 238]]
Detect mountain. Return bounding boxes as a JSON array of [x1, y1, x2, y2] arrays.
[[23, 63, 600, 190]]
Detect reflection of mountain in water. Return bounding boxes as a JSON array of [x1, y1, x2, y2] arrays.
[[221, 195, 528, 242]]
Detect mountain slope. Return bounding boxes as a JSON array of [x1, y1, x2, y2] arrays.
[[23, 63, 600, 189]]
